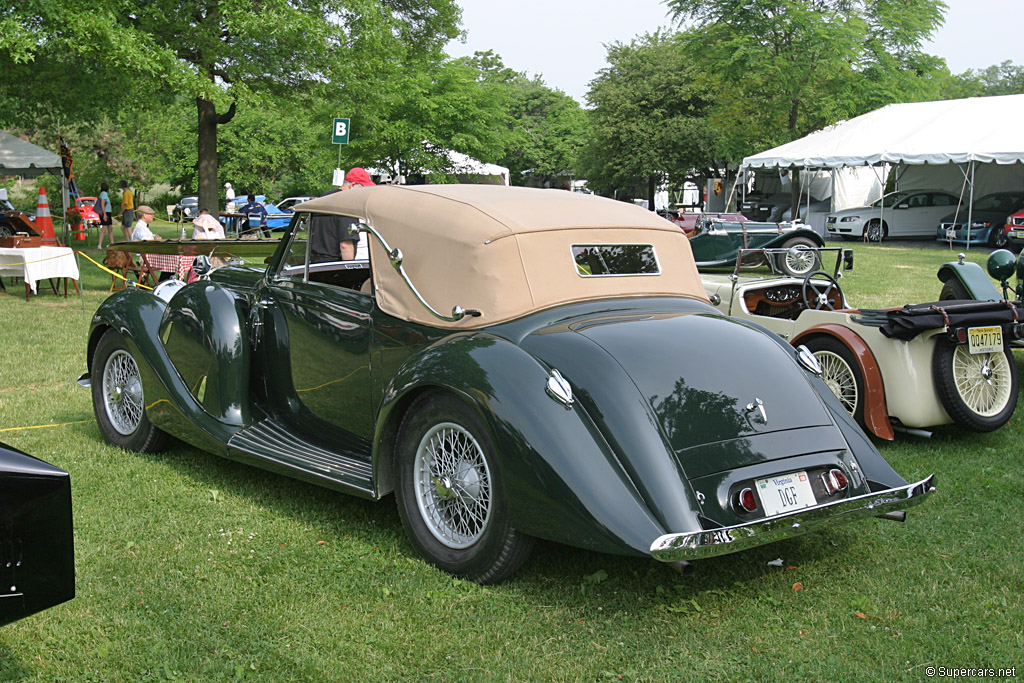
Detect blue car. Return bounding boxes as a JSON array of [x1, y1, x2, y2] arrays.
[[937, 192, 1024, 249]]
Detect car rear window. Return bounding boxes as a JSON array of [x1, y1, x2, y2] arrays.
[[572, 244, 660, 276]]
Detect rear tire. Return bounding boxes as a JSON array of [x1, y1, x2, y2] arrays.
[[804, 337, 865, 427], [394, 392, 534, 584], [91, 329, 169, 452], [932, 338, 1018, 432]]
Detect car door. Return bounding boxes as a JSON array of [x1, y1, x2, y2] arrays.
[[253, 212, 376, 449]]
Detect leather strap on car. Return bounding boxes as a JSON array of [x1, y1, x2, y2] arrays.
[[928, 305, 951, 328], [1002, 299, 1020, 322]]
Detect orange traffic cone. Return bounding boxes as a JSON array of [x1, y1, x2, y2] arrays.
[[34, 187, 58, 246]]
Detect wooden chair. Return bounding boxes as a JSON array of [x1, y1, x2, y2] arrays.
[[105, 249, 153, 292]]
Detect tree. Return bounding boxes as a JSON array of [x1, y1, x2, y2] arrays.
[[665, 0, 949, 204], [456, 51, 588, 187], [581, 32, 717, 207], [945, 61, 1024, 98], [1, 0, 461, 211]]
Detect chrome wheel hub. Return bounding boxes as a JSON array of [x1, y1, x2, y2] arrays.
[[414, 422, 492, 549], [102, 349, 144, 436]]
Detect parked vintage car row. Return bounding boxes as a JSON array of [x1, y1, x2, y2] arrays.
[[81, 185, 934, 583]]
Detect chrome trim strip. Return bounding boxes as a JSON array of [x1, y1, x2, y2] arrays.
[[650, 475, 935, 561], [351, 221, 479, 322]]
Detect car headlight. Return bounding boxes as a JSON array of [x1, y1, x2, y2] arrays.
[[840, 216, 860, 222]]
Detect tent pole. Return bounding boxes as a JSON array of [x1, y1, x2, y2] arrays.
[[966, 160, 976, 250]]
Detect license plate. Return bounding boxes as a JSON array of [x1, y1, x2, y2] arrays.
[[968, 326, 1002, 354], [945, 228, 957, 239], [1013, 231, 1024, 239], [756, 471, 816, 517]]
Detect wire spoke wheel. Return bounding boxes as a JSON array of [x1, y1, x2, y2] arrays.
[[413, 422, 492, 549], [784, 247, 817, 276], [951, 346, 1012, 418], [817, 350, 859, 415], [102, 349, 144, 436]]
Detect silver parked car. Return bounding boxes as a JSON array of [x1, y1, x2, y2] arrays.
[[826, 189, 960, 241]]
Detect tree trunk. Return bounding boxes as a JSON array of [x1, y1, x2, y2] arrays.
[[647, 175, 656, 211], [196, 97, 236, 214]]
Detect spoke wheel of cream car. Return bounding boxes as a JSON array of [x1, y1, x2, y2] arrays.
[[933, 338, 1018, 432], [804, 337, 864, 426]]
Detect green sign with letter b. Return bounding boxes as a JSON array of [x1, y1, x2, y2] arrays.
[[332, 118, 351, 145]]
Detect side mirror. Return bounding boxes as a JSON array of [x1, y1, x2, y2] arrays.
[[843, 249, 854, 271], [895, 203, 909, 210]]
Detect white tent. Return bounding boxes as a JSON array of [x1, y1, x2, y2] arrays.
[[743, 94, 1024, 169], [741, 95, 1024, 241], [0, 130, 62, 177]]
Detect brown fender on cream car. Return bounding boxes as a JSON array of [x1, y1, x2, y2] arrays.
[[791, 323, 894, 441]]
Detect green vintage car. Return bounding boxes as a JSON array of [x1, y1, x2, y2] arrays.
[[80, 185, 932, 583], [688, 219, 825, 276]]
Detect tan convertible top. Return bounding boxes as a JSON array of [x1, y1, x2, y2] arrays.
[[296, 184, 707, 328]]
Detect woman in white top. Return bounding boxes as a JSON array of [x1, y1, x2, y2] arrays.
[[192, 210, 226, 239]]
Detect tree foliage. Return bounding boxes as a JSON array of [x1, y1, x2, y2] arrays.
[[0, 0, 462, 209], [664, 0, 950, 156], [581, 32, 717, 205]]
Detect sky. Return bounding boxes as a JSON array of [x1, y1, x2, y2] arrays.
[[445, 0, 1024, 104]]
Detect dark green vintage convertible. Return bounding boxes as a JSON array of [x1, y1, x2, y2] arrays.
[[80, 185, 933, 583]]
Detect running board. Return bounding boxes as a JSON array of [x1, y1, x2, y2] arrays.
[[228, 419, 374, 496]]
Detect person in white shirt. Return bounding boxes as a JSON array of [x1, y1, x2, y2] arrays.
[[131, 205, 162, 241], [192, 209, 225, 239]]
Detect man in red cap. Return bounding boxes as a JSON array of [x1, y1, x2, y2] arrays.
[[343, 167, 375, 188], [311, 168, 375, 262]]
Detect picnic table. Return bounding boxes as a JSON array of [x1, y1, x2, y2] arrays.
[[141, 253, 196, 281], [0, 246, 80, 301]]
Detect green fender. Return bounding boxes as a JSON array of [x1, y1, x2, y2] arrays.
[[937, 260, 1001, 301], [373, 333, 676, 557], [87, 283, 252, 452]]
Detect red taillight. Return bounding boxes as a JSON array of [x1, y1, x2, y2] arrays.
[[734, 487, 758, 513], [823, 468, 849, 494]]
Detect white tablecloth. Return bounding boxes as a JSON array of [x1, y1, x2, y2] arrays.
[[0, 247, 81, 294]]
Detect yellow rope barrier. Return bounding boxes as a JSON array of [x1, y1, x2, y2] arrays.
[[0, 419, 92, 433], [75, 249, 154, 291], [0, 251, 77, 267]]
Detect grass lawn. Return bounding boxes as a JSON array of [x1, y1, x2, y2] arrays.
[[0, 230, 1021, 681]]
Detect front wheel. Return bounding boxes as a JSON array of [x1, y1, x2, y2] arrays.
[[864, 219, 886, 242], [394, 392, 534, 584], [990, 227, 1009, 249], [932, 338, 1018, 432], [91, 329, 169, 452]]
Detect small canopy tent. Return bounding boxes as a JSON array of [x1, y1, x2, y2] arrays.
[[0, 130, 62, 177], [741, 94, 1024, 243]]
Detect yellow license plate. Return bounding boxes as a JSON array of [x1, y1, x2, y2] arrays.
[[968, 326, 1002, 354]]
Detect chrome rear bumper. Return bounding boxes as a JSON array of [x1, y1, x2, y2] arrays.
[[650, 475, 935, 561]]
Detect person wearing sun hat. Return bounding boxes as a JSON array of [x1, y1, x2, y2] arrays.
[[131, 205, 163, 241]]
